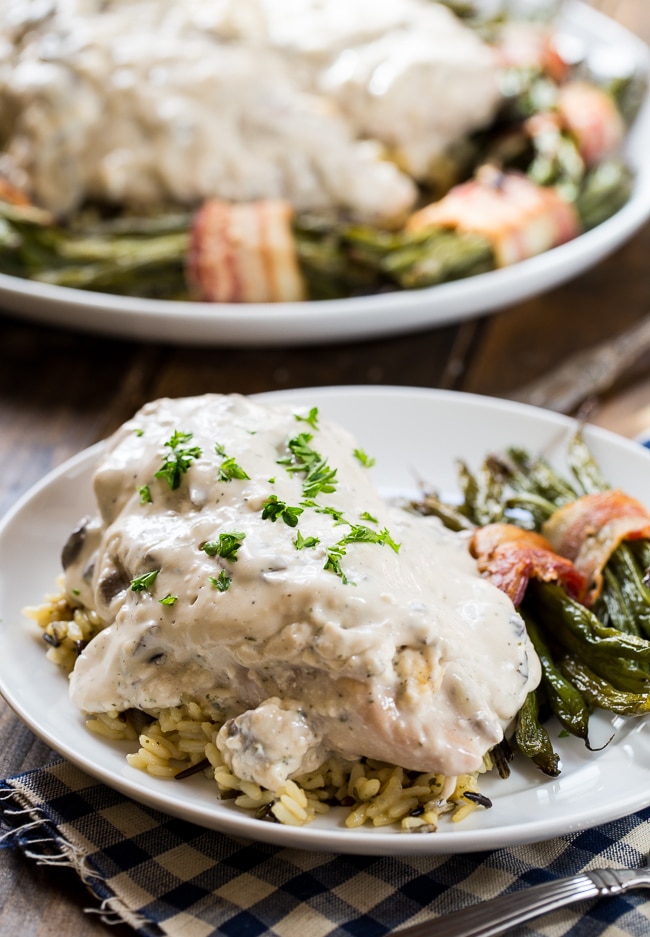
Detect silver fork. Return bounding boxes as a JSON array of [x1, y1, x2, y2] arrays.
[[395, 857, 650, 937]]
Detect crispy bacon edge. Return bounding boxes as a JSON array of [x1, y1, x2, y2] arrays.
[[542, 490, 650, 602], [469, 522, 587, 608]]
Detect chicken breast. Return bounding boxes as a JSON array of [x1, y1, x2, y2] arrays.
[[64, 394, 540, 791], [0, 0, 499, 222]]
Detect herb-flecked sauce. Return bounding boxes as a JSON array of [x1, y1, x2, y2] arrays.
[[0, 0, 500, 223], [64, 394, 540, 791]]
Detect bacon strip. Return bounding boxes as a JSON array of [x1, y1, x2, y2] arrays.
[[542, 490, 650, 602], [494, 22, 569, 84], [186, 198, 307, 303], [406, 167, 580, 267], [556, 82, 625, 167], [469, 523, 587, 607], [0, 177, 32, 207]]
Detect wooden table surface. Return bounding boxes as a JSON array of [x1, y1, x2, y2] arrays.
[[1, 2, 649, 934]]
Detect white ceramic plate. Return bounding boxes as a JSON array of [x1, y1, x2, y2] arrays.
[[1, 385, 650, 855], [1, 2, 649, 347]]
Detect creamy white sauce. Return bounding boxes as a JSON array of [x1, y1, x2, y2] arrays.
[[64, 394, 540, 790], [0, 0, 500, 222]]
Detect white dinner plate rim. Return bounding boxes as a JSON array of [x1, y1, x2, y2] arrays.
[[2, 385, 650, 855], [1, 1, 649, 347]]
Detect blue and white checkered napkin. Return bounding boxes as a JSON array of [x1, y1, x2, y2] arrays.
[[1, 761, 650, 937]]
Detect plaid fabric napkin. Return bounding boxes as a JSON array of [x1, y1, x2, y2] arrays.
[[1, 760, 650, 937]]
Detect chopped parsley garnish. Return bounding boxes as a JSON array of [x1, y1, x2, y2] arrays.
[[340, 525, 400, 553], [155, 430, 202, 490], [261, 495, 304, 528], [130, 570, 159, 592], [216, 453, 250, 482], [294, 531, 320, 550], [294, 407, 319, 429], [210, 570, 232, 592], [313, 504, 347, 524], [278, 432, 315, 472], [201, 532, 246, 561], [359, 511, 378, 523], [160, 594, 178, 606], [353, 448, 376, 468], [324, 545, 350, 585], [138, 484, 152, 504], [302, 462, 337, 499], [278, 433, 337, 498], [320, 523, 400, 584], [133, 428, 144, 437]]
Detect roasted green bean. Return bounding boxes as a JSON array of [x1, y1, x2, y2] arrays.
[[522, 611, 590, 743], [515, 691, 561, 777], [528, 581, 650, 666], [559, 656, 650, 717]]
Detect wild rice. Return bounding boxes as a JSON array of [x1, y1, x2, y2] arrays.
[[26, 587, 491, 832]]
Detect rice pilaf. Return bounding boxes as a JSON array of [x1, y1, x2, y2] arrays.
[[25, 586, 492, 832]]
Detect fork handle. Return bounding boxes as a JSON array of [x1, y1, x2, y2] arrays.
[[396, 868, 648, 937]]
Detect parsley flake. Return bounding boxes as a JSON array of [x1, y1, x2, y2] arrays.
[[321, 523, 399, 585], [278, 433, 337, 498], [138, 484, 152, 504], [261, 495, 304, 528], [314, 504, 347, 524], [324, 545, 351, 585], [353, 448, 376, 468], [294, 531, 320, 550], [359, 511, 378, 523], [340, 525, 400, 553], [155, 430, 202, 490], [294, 407, 319, 430], [160, 594, 178, 606], [217, 453, 250, 482], [130, 570, 159, 592], [210, 570, 232, 592], [201, 532, 246, 561]]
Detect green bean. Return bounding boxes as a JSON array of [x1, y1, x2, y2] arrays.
[[559, 656, 650, 717], [502, 492, 555, 529], [294, 230, 381, 300], [340, 224, 402, 266], [525, 581, 650, 695], [34, 232, 189, 295], [575, 160, 633, 232], [566, 430, 609, 495], [515, 691, 561, 776], [526, 129, 584, 205], [542, 615, 650, 694], [522, 612, 590, 743], [410, 493, 475, 533], [605, 547, 650, 640], [382, 229, 494, 289], [455, 459, 506, 526], [456, 460, 481, 525], [596, 566, 642, 637], [528, 581, 650, 665], [505, 449, 577, 507], [631, 539, 650, 573]]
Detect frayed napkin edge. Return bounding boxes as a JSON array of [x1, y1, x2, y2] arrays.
[[0, 783, 154, 932]]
